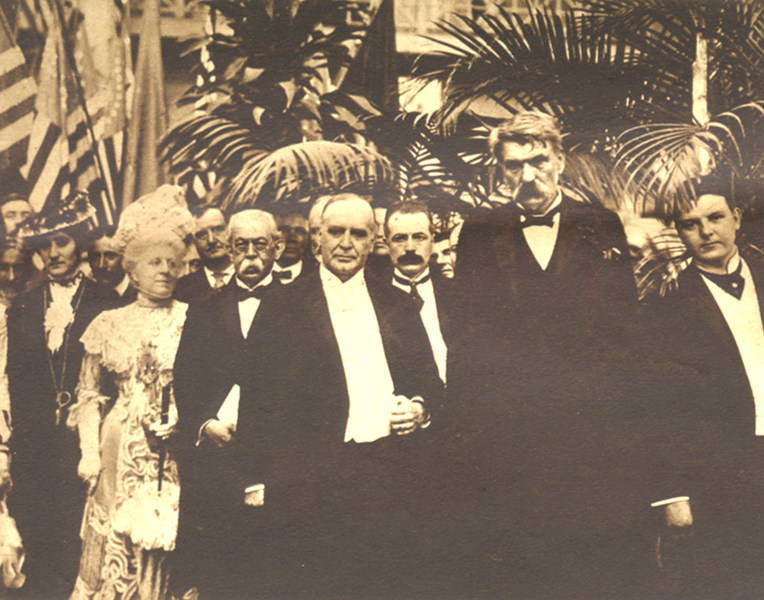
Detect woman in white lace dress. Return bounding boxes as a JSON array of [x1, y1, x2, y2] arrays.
[[69, 187, 194, 600]]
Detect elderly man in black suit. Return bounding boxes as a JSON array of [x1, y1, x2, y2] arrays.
[[444, 111, 642, 599], [641, 176, 764, 598], [236, 193, 443, 599], [173, 209, 284, 597], [6, 193, 117, 598], [385, 200, 452, 384], [175, 205, 234, 302]]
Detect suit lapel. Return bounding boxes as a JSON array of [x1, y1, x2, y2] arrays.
[[682, 267, 741, 357]]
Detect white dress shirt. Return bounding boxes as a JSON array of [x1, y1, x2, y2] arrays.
[[652, 254, 764, 509], [199, 273, 273, 441], [115, 274, 131, 297], [699, 255, 764, 435], [203, 264, 235, 289], [321, 265, 396, 443], [392, 267, 448, 384], [272, 260, 303, 284], [520, 193, 562, 271]]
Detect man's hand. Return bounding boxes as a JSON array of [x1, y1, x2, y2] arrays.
[[78, 453, 100, 493], [664, 498, 693, 529], [390, 396, 427, 436], [656, 498, 694, 571], [203, 419, 236, 447]]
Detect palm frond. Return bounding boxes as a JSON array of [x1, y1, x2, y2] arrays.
[[634, 227, 690, 301], [221, 141, 396, 211], [412, 4, 664, 143]]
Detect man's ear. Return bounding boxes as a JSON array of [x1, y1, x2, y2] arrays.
[[557, 152, 565, 175], [273, 238, 285, 262], [734, 207, 742, 230]]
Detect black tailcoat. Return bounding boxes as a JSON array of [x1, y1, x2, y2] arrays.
[[443, 197, 646, 598], [172, 277, 280, 596], [236, 269, 443, 598], [640, 258, 764, 597], [6, 277, 117, 597], [174, 268, 217, 303]]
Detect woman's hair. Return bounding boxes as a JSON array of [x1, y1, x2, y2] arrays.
[[122, 227, 187, 277]]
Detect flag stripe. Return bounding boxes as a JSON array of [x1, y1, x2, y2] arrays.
[[0, 92, 34, 131], [0, 103, 34, 153], [0, 136, 30, 170], [25, 122, 60, 187], [0, 60, 32, 92], [0, 46, 26, 77]]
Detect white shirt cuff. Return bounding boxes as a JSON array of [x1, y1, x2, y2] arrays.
[[650, 496, 690, 508]]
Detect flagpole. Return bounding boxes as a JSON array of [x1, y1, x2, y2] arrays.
[[51, 0, 115, 224]]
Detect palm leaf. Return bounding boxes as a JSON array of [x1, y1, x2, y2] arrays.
[[220, 141, 395, 210]]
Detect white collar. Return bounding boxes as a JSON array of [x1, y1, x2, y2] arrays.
[[204, 264, 235, 278], [694, 249, 742, 276], [115, 274, 131, 296], [235, 272, 273, 291], [518, 191, 563, 218], [320, 263, 365, 292], [274, 260, 303, 276], [393, 266, 431, 284]]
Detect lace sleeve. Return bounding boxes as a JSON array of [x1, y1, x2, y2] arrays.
[[68, 352, 110, 431]]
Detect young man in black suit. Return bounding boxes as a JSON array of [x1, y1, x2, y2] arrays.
[[236, 193, 443, 599], [173, 209, 284, 597], [444, 111, 643, 599], [385, 200, 452, 385], [6, 192, 118, 598], [643, 176, 764, 598], [174, 205, 234, 302]]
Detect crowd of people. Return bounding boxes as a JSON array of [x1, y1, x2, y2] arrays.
[[0, 111, 761, 599]]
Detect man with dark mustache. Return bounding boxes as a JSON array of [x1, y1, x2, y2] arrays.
[[175, 205, 234, 302], [385, 201, 452, 385], [443, 111, 643, 599]]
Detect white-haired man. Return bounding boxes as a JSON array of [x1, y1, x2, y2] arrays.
[[236, 193, 443, 599], [173, 209, 284, 598]]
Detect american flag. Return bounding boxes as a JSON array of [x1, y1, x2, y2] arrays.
[[0, 4, 36, 171], [21, 0, 128, 225]]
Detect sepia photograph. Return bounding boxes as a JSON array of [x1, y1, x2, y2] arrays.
[[1, 0, 764, 598]]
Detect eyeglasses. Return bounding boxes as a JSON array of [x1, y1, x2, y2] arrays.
[[194, 225, 227, 242], [232, 238, 271, 254]]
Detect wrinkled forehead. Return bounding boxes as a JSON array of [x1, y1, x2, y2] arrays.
[[322, 198, 375, 230], [230, 219, 275, 240], [387, 211, 431, 235], [498, 138, 558, 162]]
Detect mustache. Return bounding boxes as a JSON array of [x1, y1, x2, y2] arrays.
[[398, 253, 424, 265]]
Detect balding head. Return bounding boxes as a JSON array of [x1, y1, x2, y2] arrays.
[[320, 194, 375, 281]]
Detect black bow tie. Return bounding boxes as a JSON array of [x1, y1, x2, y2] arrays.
[[236, 285, 267, 301], [519, 205, 561, 228], [393, 272, 431, 311], [273, 270, 293, 281], [49, 273, 82, 288], [699, 261, 745, 300]]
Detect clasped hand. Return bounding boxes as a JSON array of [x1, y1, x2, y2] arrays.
[[390, 395, 427, 436], [148, 402, 179, 440]]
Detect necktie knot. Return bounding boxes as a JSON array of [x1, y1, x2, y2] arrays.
[[236, 285, 266, 301], [519, 205, 561, 229], [212, 272, 227, 289], [700, 262, 746, 299], [273, 270, 293, 282], [393, 272, 430, 311]]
